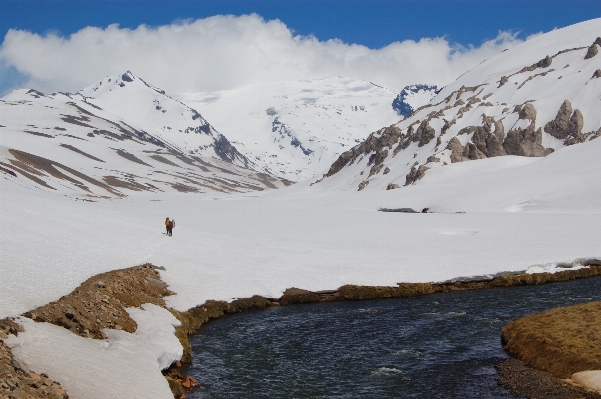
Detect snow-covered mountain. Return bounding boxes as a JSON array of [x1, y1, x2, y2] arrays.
[[75, 71, 249, 167], [317, 19, 601, 192], [180, 77, 402, 181], [391, 84, 439, 118], [0, 76, 291, 198]]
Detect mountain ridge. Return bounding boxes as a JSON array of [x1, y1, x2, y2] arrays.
[[316, 18, 601, 192]]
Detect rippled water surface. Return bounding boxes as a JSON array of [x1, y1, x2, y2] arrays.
[[187, 276, 601, 398]]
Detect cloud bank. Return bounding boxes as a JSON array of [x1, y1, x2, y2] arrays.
[[0, 14, 523, 97]]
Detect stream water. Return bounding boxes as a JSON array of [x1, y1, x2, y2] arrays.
[[186, 276, 601, 398]]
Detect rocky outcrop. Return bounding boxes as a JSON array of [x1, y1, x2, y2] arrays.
[[368, 163, 383, 177], [544, 100, 585, 144], [415, 120, 436, 147], [386, 183, 399, 190], [358, 180, 369, 191], [471, 117, 507, 157], [404, 165, 429, 186], [447, 115, 507, 163], [213, 133, 249, 167], [584, 37, 601, 59], [324, 126, 403, 178], [447, 137, 468, 163], [503, 127, 548, 157], [503, 103, 550, 157], [541, 100, 599, 146], [519, 103, 537, 122]]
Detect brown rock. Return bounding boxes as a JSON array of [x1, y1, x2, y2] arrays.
[[404, 165, 429, 186], [386, 183, 399, 190], [544, 100, 585, 144], [357, 180, 369, 191], [584, 43, 598, 60]]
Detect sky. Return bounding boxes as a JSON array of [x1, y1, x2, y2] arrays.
[[1, 0, 600, 97]]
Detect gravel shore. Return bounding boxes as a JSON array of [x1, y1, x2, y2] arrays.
[[497, 358, 601, 399]]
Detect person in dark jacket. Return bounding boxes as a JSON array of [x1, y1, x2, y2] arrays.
[[169, 219, 175, 236]]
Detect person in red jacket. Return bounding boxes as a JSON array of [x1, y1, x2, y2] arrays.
[[165, 217, 171, 236]]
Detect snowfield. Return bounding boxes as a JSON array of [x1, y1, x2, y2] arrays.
[[181, 77, 401, 180], [2, 136, 601, 319], [2, 17, 601, 399], [2, 138, 601, 397]]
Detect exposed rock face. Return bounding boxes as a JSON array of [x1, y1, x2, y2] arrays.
[[584, 44, 598, 59], [383, 167, 391, 174], [538, 55, 552, 68], [447, 137, 468, 163], [325, 126, 403, 177], [358, 180, 369, 191], [447, 116, 507, 163], [544, 100, 584, 143], [504, 127, 547, 157], [404, 165, 429, 186], [472, 118, 507, 158], [584, 38, 600, 59], [542, 99, 594, 146], [386, 183, 399, 190], [503, 103, 549, 157], [368, 163, 383, 177], [213, 134, 249, 166], [519, 103, 537, 122], [415, 120, 436, 147]]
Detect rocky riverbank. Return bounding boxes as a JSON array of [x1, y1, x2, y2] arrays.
[[2, 263, 601, 398], [497, 358, 600, 399]]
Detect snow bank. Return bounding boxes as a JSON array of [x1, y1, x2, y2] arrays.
[[571, 370, 601, 393], [5, 303, 181, 399]]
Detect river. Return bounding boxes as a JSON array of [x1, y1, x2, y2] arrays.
[[186, 276, 601, 398]]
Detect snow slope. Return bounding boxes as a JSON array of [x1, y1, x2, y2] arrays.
[[2, 134, 601, 396], [181, 77, 401, 181], [0, 84, 290, 198], [318, 18, 601, 191], [75, 71, 249, 167]]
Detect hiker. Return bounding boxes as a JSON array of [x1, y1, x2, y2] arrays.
[[169, 219, 175, 236], [165, 217, 171, 236]]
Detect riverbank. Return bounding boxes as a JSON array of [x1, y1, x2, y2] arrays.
[[502, 299, 601, 395], [2, 264, 601, 398], [497, 358, 601, 399]]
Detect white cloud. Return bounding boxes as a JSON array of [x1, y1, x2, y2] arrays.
[[0, 14, 523, 97]]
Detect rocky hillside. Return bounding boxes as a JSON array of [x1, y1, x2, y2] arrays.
[[316, 19, 601, 192], [0, 74, 291, 198]]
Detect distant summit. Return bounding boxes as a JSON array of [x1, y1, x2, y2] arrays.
[[392, 84, 438, 118]]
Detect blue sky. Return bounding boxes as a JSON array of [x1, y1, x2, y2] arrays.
[[3, 0, 600, 48], [1, 0, 600, 96]]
